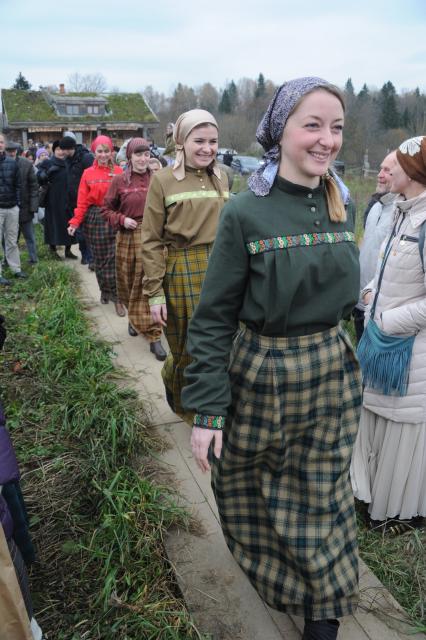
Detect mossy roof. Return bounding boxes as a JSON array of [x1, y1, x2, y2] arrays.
[[1, 89, 158, 124]]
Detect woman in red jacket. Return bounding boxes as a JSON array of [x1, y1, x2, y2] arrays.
[[67, 135, 125, 316], [102, 138, 165, 359]]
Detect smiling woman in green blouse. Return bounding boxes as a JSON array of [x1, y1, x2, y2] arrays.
[[182, 78, 361, 640]]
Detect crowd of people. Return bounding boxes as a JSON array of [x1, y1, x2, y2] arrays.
[[1, 76, 426, 639]]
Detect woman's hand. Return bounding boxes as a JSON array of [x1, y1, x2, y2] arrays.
[[150, 304, 167, 326], [363, 291, 373, 306], [191, 427, 223, 473], [67, 224, 77, 236], [123, 217, 138, 230]]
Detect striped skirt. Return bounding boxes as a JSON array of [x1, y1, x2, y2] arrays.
[[83, 206, 117, 302], [163, 244, 212, 424], [212, 325, 362, 620], [116, 224, 162, 341]]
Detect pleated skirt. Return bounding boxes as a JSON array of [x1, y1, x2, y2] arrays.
[[351, 407, 426, 521], [212, 325, 362, 620], [115, 224, 162, 341], [162, 243, 212, 424], [83, 206, 117, 301]]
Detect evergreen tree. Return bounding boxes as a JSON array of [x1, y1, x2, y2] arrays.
[[344, 78, 355, 96], [358, 83, 369, 100], [219, 89, 232, 114], [255, 73, 266, 98], [379, 81, 400, 129], [228, 81, 238, 112], [12, 72, 31, 90]]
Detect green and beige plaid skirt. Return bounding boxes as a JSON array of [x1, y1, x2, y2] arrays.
[[212, 324, 362, 620], [115, 224, 162, 342], [162, 243, 212, 424]]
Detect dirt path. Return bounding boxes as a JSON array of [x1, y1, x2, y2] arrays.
[[72, 258, 425, 640]]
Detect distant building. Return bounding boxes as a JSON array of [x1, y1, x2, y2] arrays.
[[1, 84, 159, 147]]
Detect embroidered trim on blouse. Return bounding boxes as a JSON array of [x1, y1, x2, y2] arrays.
[[193, 414, 225, 430], [165, 190, 229, 207], [246, 231, 355, 255]]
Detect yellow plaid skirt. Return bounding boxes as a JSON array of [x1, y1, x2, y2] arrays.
[[115, 224, 162, 341], [163, 243, 212, 424]]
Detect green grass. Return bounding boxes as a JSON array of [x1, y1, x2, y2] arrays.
[[0, 244, 205, 639]]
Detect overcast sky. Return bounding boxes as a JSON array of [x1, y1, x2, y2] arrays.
[[2, 0, 426, 96]]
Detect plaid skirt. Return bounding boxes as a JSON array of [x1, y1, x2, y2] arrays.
[[116, 224, 162, 341], [163, 244, 212, 424], [212, 325, 362, 620], [83, 206, 117, 301]]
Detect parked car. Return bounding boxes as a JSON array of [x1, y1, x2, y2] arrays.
[[231, 155, 262, 175]]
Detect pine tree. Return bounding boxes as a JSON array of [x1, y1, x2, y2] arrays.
[[379, 81, 400, 129], [12, 72, 31, 90], [219, 89, 232, 114], [344, 78, 355, 96], [228, 81, 238, 112], [358, 83, 369, 100], [255, 73, 266, 98]]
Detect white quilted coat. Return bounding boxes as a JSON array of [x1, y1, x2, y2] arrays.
[[363, 190, 426, 423]]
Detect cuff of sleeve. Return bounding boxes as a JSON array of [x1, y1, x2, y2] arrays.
[[193, 414, 226, 430], [149, 295, 166, 306]]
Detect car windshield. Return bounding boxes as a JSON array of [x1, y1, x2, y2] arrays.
[[236, 156, 260, 168]]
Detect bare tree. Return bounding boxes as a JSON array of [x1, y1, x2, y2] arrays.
[[143, 85, 168, 114], [67, 72, 107, 93], [196, 83, 219, 114]]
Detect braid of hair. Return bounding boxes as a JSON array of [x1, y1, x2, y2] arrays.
[[324, 171, 346, 222]]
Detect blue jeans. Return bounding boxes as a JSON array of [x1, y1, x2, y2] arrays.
[[19, 220, 38, 263]]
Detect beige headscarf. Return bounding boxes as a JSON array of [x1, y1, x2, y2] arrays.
[[172, 109, 220, 181]]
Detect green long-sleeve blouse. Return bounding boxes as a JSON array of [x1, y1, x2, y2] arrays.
[[181, 176, 359, 428]]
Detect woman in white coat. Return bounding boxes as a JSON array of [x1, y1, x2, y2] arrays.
[[351, 135, 426, 532]]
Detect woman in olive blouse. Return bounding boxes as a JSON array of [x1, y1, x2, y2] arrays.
[[182, 78, 361, 640], [141, 109, 228, 424]]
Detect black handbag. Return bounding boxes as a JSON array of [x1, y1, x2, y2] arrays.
[[38, 183, 49, 208]]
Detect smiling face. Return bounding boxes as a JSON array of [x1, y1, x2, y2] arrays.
[[279, 89, 344, 188], [184, 124, 218, 170], [94, 144, 112, 166], [130, 150, 151, 174], [376, 152, 397, 193], [54, 146, 66, 159]]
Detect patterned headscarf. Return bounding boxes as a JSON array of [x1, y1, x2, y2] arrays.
[[396, 136, 426, 186], [91, 135, 113, 153], [248, 77, 336, 196], [124, 137, 150, 184], [172, 109, 220, 181]]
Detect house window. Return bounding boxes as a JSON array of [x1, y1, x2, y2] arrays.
[[66, 104, 79, 115], [87, 105, 99, 114]]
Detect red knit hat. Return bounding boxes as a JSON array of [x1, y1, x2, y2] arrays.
[[396, 136, 426, 186]]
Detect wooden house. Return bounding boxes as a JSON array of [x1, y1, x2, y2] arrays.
[[1, 84, 159, 147]]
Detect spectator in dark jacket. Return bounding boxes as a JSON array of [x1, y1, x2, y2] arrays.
[[5, 143, 39, 264], [37, 140, 78, 258], [0, 135, 26, 285], [60, 133, 94, 264]]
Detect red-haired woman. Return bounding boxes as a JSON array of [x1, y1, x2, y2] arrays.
[[67, 135, 125, 316]]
